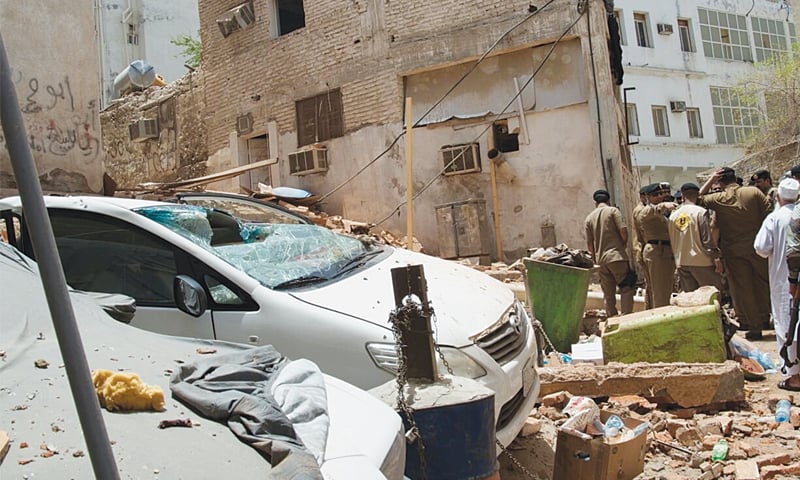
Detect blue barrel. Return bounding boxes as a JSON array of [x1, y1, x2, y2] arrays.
[[373, 375, 498, 479]]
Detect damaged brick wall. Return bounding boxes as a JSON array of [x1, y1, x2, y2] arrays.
[[100, 70, 208, 189]]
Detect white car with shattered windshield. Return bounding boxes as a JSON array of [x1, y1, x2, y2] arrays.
[[0, 195, 540, 447]]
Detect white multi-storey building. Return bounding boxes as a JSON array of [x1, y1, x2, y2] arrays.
[[615, 0, 795, 187], [95, 0, 200, 107]]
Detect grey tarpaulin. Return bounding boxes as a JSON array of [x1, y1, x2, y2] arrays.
[[170, 346, 329, 480]]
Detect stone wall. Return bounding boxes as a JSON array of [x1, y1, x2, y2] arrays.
[[100, 70, 208, 189]]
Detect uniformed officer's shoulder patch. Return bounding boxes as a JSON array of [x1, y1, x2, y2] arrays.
[[673, 212, 691, 232]]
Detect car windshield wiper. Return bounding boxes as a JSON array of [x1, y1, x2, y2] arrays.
[[272, 275, 329, 290], [331, 248, 384, 279]]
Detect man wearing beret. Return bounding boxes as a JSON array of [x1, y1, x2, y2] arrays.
[[585, 189, 635, 316], [699, 167, 772, 339], [634, 183, 677, 307], [667, 183, 723, 293]]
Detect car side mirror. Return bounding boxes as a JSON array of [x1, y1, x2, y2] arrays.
[[174, 275, 207, 317]]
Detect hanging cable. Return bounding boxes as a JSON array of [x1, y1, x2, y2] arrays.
[[315, 0, 559, 205], [372, 8, 587, 227]]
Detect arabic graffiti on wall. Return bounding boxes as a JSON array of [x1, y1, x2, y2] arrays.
[[0, 70, 101, 161]]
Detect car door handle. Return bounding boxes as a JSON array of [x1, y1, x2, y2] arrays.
[[248, 335, 259, 344]]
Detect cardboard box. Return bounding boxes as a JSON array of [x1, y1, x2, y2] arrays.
[[553, 411, 647, 480]]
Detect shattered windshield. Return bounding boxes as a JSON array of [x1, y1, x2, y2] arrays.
[[135, 205, 378, 289]]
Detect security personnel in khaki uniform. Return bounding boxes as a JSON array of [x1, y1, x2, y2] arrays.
[[632, 186, 650, 308], [584, 189, 635, 316], [698, 167, 772, 339], [634, 183, 677, 308]]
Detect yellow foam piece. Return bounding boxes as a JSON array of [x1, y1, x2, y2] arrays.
[[91, 369, 165, 412]]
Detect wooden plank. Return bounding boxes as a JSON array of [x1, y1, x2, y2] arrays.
[[0, 430, 10, 465], [137, 158, 276, 191]]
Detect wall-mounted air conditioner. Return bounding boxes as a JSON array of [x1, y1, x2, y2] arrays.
[[440, 143, 481, 175], [657, 23, 674, 35], [669, 101, 687, 112], [129, 118, 158, 142], [289, 145, 328, 175], [217, 2, 255, 38], [236, 113, 253, 135]]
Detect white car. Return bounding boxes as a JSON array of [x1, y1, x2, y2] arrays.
[[0, 195, 540, 447], [0, 241, 404, 479]]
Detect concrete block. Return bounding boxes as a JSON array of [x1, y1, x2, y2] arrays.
[[755, 452, 791, 468], [734, 460, 759, 480], [541, 390, 570, 408], [701, 434, 723, 450], [538, 362, 744, 408], [520, 417, 542, 437]]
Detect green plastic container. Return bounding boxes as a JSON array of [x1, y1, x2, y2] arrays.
[[524, 258, 593, 353], [602, 303, 727, 364]]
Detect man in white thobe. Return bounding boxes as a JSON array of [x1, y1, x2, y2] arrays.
[[754, 177, 800, 391]]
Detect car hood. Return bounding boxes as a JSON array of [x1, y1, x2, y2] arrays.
[[289, 247, 514, 347], [0, 242, 399, 478]]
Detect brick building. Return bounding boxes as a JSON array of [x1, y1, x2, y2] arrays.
[[191, 0, 635, 260]]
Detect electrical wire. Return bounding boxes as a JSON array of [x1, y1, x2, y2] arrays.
[[315, 0, 559, 205], [372, 8, 587, 227]]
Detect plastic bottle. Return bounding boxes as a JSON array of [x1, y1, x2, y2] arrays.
[[776, 399, 792, 423], [632, 421, 650, 437], [603, 414, 624, 439], [710, 439, 728, 461]]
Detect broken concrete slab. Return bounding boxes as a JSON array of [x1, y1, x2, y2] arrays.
[[734, 460, 759, 480], [538, 361, 744, 408]]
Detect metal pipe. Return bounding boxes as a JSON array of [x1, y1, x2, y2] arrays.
[[0, 33, 120, 479]]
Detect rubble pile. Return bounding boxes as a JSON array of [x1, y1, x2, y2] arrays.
[[503, 390, 800, 480]]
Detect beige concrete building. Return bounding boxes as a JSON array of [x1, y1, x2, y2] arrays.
[[195, 0, 636, 260], [0, 2, 103, 193]]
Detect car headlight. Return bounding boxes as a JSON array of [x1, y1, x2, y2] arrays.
[[366, 343, 486, 379], [379, 426, 407, 480]]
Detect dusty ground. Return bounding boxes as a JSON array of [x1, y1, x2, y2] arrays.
[[497, 330, 800, 480]]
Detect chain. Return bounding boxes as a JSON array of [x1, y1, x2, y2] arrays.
[[532, 318, 560, 355], [496, 439, 541, 479], [389, 297, 428, 479], [429, 306, 454, 376]]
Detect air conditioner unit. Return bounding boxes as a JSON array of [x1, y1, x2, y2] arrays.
[[236, 113, 253, 135], [129, 118, 158, 142], [232, 2, 256, 29], [440, 143, 481, 175], [657, 23, 674, 35], [669, 101, 687, 113], [216, 2, 255, 37], [289, 146, 328, 176]]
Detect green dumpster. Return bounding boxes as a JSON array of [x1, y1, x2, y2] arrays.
[[523, 258, 593, 353]]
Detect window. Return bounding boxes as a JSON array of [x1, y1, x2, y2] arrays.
[[127, 24, 139, 45], [492, 121, 519, 153], [295, 89, 344, 146], [751, 17, 789, 61], [614, 10, 626, 45], [678, 18, 694, 52], [634, 13, 652, 47], [710, 86, 760, 144], [440, 144, 481, 175], [48, 211, 178, 306], [626, 103, 640, 136], [651, 106, 670, 137], [697, 8, 752, 61], [272, 0, 305, 36], [687, 108, 703, 138]]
